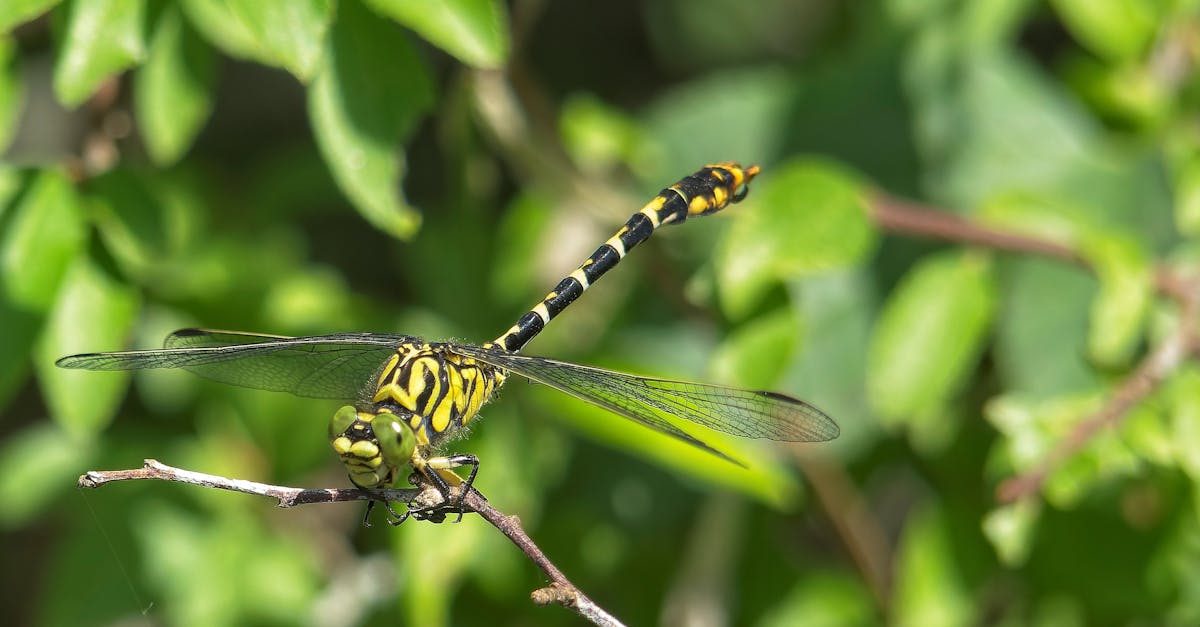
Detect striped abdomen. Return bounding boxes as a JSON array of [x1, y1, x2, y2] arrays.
[[492, 162, 760, 353]]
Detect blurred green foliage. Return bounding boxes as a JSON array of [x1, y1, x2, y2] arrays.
[[2, 0, 1199, 625]]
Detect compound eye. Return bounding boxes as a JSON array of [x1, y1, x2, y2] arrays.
[[373, 412, 416, 469], [329, 405, 357, 439]]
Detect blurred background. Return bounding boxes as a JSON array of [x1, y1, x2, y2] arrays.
[[2, 0, 1198, 625]]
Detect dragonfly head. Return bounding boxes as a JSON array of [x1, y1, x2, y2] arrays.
[[328, 405, 417, 489]]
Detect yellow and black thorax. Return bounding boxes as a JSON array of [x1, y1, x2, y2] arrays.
[[370, 341, 506, 449]]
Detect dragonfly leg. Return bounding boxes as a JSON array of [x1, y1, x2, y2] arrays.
[[416, 454, 480, 523], [359, 497, 414, 527]]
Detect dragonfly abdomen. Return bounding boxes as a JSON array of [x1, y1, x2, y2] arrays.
[[370, 342, 505, 448], [492, 162, 760, 353]]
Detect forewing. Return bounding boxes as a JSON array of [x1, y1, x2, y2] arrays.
[[57, 329, 408, 400], [457, 346, 840, 460]]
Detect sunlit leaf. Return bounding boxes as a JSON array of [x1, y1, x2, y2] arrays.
[[758, 571, 876, 627], [179, 0, 274, 64], [36, 255, 140, 439], [1173, 154, 1200, 237], [0, 422, 94, 527], [717, 158, 875, 318], [1169, 367, 1200, 482], [366, 0, 509, 69], [710, 306, 798, 390], [137, 504, 320, 626], [53, 0, 146, 107], [307, 0, 433, 239], [1078, 233, 1151, 367], [0, 0, 62, 33], [986, 392, 1145, 508], [0, 36, 23, 153], [223, 0, 331, 81], [1051, 0, 1158, 62], [560, 94, 646, 172], [983, 500, 1040, 566], [893, 505, 973, 627], [867, 251, 996, 425], [0, 169, 85, 311], [135, 5, 217, 165], [398, 494, 488, 626], [531, 382, 799, 508]]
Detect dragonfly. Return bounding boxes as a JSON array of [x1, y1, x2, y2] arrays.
[[57, 163, 840, 524]]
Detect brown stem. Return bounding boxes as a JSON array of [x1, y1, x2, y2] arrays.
[[79, 460, 626, 627], [795, 454, 892, 612], [868, 193, 1200, 502], [868, 193, 1084, 265]]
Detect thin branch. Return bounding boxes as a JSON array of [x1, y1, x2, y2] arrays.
[[795, 454, 892, 612], [997, 289, 1200, 503], [868, 193, 1084, 265], [868, 193, 1200, 502], [79, 460, 625, 627]]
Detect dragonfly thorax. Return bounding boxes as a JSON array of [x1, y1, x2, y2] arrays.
[[370, 342, 506, 450]]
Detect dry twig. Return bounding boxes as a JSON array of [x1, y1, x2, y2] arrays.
[[79, 459, 625, 627]]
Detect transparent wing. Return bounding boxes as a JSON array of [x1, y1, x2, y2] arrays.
[[455, 345, 840, 461], [56, 329, 407, 400]]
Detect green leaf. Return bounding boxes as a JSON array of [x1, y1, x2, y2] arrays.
[[1078, 233, 1151, 366], [717, 158, 876, 318], [936, 52, 1096, 209], [893, 505, 973, 627], [0, 0, 61, 33], [86, 167, 170, 277], [397, 502, 487, 626], [710, 307, 798, 390], [53, 0, 146, 107], [180, 0, 274, 64], [867, 251, 996, 425], [224, 0, 331, 81], [758, 571, 876, 627], [365, 0, 509, 69], [135, 5, 217, 165], [986, 392, 1145, 508], [1051, 0, 1159, 62], [137, 505, 320, 626], [0, 421, 94, 527], [36, 254, 139, 439], [641, 67, 794, 182], [1168, 367, 1200, 482], [1173, 154, 1200, 237], [533, 381, 799, 508], [0, 169, 85, 311], [994, 258, 1099, 398], [0, 295, 41, 412], [559, 94, 646, 172], [982, 500, 1040, 567], [0, 163, 19, 217], [0, 36, 24, 153], [488, 190, 554, 307], [307, 0, 433, 239], [784, 271, 877, 457]]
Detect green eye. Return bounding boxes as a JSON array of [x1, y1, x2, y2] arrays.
[[329, 405, 358, 439], [373, 412, 416, 470]]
